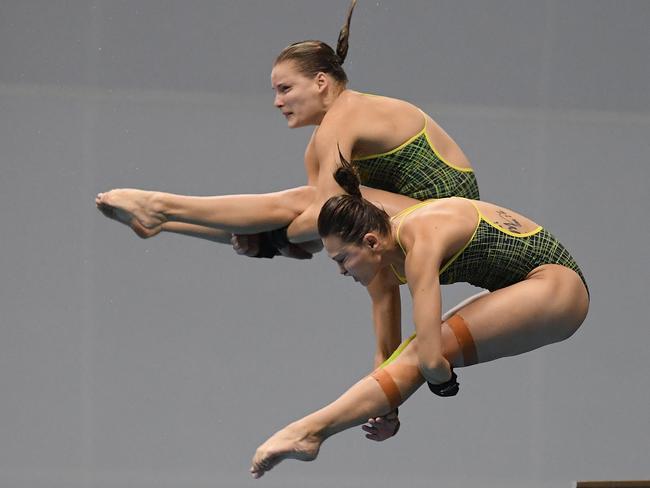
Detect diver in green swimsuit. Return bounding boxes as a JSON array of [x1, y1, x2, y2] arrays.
[[95, 0, 483, 443], [249, 158, 589, 479], [96, 0, 479, 254]]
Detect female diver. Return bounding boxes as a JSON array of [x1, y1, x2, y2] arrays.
[[95, 0, 478, 254], [96, 0, 483, 440], [248, 157, 589, 478]]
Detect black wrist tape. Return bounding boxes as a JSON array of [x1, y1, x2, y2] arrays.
[[427, 369, 459, 397], [268, 226, 291, 249], [252, 232, 281, 259]]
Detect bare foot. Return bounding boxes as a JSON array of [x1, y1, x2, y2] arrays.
[[250, 423, 322, 479], [96, 200, 162, 239], [96, 189, 166, 229]]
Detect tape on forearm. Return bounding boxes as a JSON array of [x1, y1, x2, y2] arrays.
[[370, 368, 402, 410]]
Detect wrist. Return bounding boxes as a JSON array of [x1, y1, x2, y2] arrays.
[[268, 226, 291, 248], [427, 368, 459, 397]]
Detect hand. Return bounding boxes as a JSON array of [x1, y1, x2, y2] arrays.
[[231, 233, 314, 260], [361, 409, 400, 441], [231, 233, 261, 257], [277, 243, 313, 260], [96, 202, 161, 239]]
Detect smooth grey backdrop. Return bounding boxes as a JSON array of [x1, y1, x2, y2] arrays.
[[1, 1, 649, 487]]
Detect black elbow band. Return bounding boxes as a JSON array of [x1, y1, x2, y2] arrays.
[[427, 369, 459, 397]]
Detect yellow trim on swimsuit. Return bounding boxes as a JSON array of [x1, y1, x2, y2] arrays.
[[389, 199, 438, 283], [470, 201, 543, 238], [379, 333, 417, 368], [388, 199, 543, 284], [353, 110, 473, 173]]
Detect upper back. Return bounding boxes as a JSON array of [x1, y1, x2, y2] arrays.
[[319, 91, 425, 157]]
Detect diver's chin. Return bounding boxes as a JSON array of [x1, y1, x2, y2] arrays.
[[355, 275, 370, 286]]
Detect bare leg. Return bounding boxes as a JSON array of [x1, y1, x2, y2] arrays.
[[97, 201, 233, 243], [97, 202, 163, 239], [96, 186, 318, 233], [251, 266, 589, 477], [441, 290, 491, 321], [160, 222, 233, 244], [96, 184, 418, 234], [442, 265, 589, 365], [250, 349, 425, 478]]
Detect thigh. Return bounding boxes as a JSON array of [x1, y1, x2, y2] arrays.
[[449, 264, 589, 364]]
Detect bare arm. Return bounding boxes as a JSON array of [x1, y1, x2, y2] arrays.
[[285, 128, 351, 243], [403, 225, 453, 384], [366, 267, 402, 369]]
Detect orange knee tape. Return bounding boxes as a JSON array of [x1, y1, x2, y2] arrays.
[[370, 368, 402, 410], [446, 314, 478, 366]]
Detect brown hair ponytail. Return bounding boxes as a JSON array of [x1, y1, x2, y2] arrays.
[[336, 0, 357, 64], [318, 148, 391, 243], [333, 145, 362, 197], [274, 0, 358, 84]]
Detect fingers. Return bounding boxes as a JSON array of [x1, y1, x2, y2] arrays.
[[231, 234, 261, 257], [361, 416, 399, 442], [278, 243, 313, 260]]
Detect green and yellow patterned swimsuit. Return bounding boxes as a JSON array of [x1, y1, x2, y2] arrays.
[[389, 199, 588, 294], [352, 114, 480, 201]]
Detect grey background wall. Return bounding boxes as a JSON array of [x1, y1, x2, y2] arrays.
[[1, 1, 648, 487]]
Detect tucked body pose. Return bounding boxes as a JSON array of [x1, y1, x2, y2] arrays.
[[95, 0, 485, 436], [249, 160, 589, 478]]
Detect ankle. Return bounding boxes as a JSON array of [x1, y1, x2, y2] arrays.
[[287, 419, 326, 444], [148, 191, 168, 217]]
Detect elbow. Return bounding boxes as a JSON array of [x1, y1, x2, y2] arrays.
[[418, 357, 451, 384]]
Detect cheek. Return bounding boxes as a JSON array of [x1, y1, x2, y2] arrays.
[[350, 256, 371, 275]]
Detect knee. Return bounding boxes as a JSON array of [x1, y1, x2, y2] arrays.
[[556, 298, 589, 342], [553, 272, 590, 342], [532, 265, 589, 343], [276, 186, 316, 215]]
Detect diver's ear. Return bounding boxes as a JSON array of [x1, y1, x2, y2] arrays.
[[315, 72, 328, 91], [363, 233, 380, 250]]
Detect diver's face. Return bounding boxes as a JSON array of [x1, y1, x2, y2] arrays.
[[323, 234, 382, 286], [271, 61, 323, 128]]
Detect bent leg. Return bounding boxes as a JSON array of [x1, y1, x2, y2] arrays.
[[251, 267, 589, 477], [442, 265, 589, 366]]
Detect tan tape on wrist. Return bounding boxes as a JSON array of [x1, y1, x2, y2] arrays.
[[446, 314, 478, 366], [370, 368, 402, 410]]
